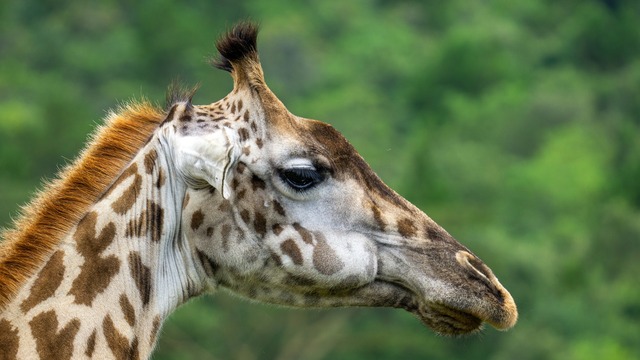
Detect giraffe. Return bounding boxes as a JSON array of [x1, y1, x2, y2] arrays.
[[0, 22, 517, 359]]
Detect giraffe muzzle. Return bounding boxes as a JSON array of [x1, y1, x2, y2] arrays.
[[454, 250, 518, 330], [375, 241, 518, 335]]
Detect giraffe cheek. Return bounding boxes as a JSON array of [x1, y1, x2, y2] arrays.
[[269, 231, 377, 289], [315, 232, 377, 287]]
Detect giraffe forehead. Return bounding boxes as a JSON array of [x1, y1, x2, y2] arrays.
[[288, 117, 411, 210], [265, 117, 357, 167]]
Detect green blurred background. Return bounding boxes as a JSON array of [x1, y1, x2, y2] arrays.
[[2, 0, 640, 359]]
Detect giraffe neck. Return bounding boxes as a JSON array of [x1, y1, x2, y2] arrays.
[[0, 132, 204, 360]]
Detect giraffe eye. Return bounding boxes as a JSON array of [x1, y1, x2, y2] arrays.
[[279, 167, 324, 191]]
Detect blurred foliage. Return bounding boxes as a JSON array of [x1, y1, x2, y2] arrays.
[[2, 0, 640, 359]]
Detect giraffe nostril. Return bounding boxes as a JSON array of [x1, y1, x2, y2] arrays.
[[469, 256, 493, 280], [456, 251, 490, 278], [456, 250, 505, 303]]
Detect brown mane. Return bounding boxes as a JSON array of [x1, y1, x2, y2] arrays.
[[0, 100, 164, 309]]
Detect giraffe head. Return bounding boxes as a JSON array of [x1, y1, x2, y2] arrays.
[[167, 23, 517, 335]]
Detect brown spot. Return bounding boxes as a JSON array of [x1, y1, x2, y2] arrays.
[[237, 99, 243, 111], [182, 192, 190, 209], [250, 121, 257, 133], [0, 319, 19, 360], [111, 164, 143, 215], [126, 211, 147, 238], [29, 310, 80, 360], [119, 294, 136, 327], [426, 225, 451, 242], [165, 105, 178, 123], [221, 223, 231, 251], [190, 210, 204, 231], [231, 178, 240, 190], [251, 175, 266, 191], [280, 239, 303, 265], [242, 146, 251, 156], [85, 330, 97, 357], [254, 212, 267, 237], [147, 201, 164, 243], [243, 110, 249, 121], [371, 205, 385, 231], [103, 315, 140, 360], [220, 223, 231, 239], [312, 233, 344, 275], [218, 199, 231, 212], [273, 200, 286, 217], [196, 249, 219, 277], [206, 227, 214, 237], [179, 113, 191, 122], [256, 138, 264, 148], [124, 201, 163, 242], [240, 209, 250, 224], [101, 163, 138, 200], [238, 128, 249, 142], [293, 223, 313, 244], [230, 102, 237, 114], [397, 218, 417, 238], [69, 212, 120, 306], [237, 188, 246, 200], [236, 162, 246, 174], [270, 252, 282, 266], [143, 149, 158, 174], [149, 315, 161, 347], [272, 223, 283, 235], [128, 252, 151, 306], [20, 250, 66, 313], [156, 169, 166, 188]]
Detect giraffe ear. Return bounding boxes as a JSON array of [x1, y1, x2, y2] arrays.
[[173, 128, 241, 199]]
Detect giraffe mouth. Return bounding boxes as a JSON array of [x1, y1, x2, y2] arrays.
[[378, 279, 484, 335]]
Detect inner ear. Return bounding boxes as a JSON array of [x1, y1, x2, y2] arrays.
[[173, 127, 240, 198]]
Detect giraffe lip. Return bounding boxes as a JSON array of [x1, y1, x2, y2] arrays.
[[414, 302, 483, 335], [377, 279, 483, 335]]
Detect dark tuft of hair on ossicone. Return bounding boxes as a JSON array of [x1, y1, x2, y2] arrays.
[[210, 21, 259, 72]]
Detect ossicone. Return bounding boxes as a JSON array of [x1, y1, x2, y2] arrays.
[[165, 80, 200, 111]]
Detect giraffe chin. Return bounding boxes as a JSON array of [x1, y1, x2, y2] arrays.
[[413, 302, 484, 336]]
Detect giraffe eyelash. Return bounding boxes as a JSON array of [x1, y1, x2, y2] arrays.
[[278, 167, 324, 191]]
